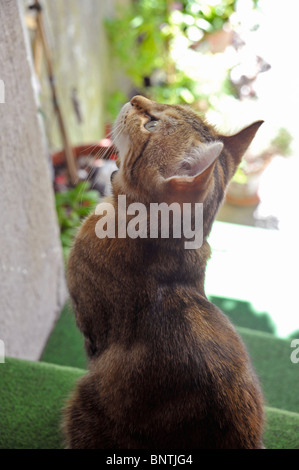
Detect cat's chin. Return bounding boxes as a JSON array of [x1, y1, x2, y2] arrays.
[[113, 133, 130, 161], [112, 102, 131, 160]]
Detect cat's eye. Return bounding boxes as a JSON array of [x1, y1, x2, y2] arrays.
[[144, 116, 159, 132]]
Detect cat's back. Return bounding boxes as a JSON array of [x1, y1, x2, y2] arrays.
[[63, 292, 264, 449], [66, 214, 264, 449]]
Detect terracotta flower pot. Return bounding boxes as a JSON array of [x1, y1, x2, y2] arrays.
[[226, 155, 272, 207], [51, 142, 118, 167], [226, 173, 262, 206], [51, 129, 118, 191]]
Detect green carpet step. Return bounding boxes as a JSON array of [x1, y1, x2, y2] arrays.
[[237, 327, 299, 414], [0, 357, 298, 449], [264, 407, 299, 450], [208, 295, 276, 335], [0, 358, 83, 449], [41, 301, 87, 370], [41, 302, 299, 415]]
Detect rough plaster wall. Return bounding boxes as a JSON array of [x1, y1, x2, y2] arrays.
[[0, 0, 67, 360]]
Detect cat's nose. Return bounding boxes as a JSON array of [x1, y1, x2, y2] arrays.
[[130, 95, 151, 109]]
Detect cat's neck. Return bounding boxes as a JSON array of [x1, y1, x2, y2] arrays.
[[105, 188, 212, 296], [147, 238, 211, 297], [109, 232, 211, 298]]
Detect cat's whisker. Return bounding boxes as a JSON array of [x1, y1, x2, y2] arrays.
[[76, 178, 91, 206], [65, 122, 122, 206], [90, 144, 115, 166], [75, 145, 120, 204], [76, 122, 120, 166], [104, 125, 116, 140]]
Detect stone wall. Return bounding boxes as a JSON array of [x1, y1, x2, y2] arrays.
[[0, 0, 67, 360], [0, 0, 126, 360]]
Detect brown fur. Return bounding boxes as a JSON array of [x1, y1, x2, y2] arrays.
[[63, 95, 265, 449]]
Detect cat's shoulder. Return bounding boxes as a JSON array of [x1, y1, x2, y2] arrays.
[[76, 195, 115, 239]]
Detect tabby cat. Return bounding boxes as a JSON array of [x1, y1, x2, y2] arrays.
[[63, 95, 264, 449]]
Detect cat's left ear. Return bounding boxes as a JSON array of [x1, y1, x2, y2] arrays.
[[163, 141, 223, 202], [219, 120, 264, 166]]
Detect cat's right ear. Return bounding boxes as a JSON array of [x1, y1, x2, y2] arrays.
[[162, 141, 223, 203]]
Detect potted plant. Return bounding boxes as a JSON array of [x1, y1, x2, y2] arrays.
[[52, 123, 118, 192], [55, 182, 100, 261], [226, 127, 292, 206]]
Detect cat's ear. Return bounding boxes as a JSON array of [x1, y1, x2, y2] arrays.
[[219, 120, 264, 165], [163, 141, 223, 202]]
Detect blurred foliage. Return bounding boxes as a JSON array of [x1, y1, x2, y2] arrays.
[[176, 0, 237, 33], [270, 127, 293, 156], [55, 182, 99, 260], [105, 0, 260, 118], [232, 165, 248, 184], [105, 0, 169, 87]]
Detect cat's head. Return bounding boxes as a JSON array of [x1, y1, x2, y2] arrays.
[[112, 95, 262, 234]]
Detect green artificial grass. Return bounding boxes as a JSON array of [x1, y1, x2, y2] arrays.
[[264, 407, 299, 450], [209, 295, 276, 335], [237, 327, 299, 414], [41, 301, 87, 370], [0, 358, 84, 449], [0, 357, 298, 449]]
